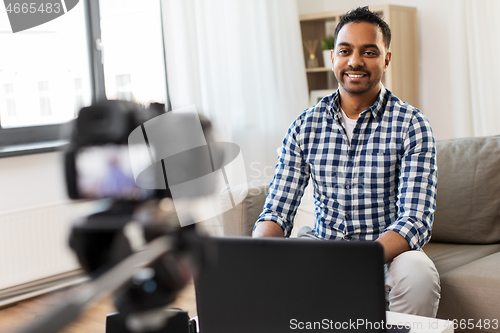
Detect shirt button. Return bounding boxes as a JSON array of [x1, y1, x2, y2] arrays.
[[345, 214, 350, 219], [344, 235, 352, 240], [345, 185, 350, 189]]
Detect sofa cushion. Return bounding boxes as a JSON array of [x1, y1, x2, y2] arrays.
[[432, 135, 500, 244], [436, 252, 500, 332], [220, 183, 266, 236], [423, 242, 500, 275], [220, 181, 316, 237]]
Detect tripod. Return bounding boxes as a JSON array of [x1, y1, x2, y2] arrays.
[[16, 199, 209, 333]]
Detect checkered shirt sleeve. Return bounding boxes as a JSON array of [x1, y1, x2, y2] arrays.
[[385, 113, 437, 249], [255, 115, 311, 236]]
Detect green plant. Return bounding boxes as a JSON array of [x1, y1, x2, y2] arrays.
[[321, 36, 335, 50]]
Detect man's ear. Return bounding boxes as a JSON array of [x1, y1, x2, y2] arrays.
[[384, 51, 392, 71]]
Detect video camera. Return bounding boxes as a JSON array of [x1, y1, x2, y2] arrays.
[[64, 100, 219, 202], [17, 100, 220, 333]]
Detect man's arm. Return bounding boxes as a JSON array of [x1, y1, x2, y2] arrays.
[[252, 221, 285, 238], [253, 113, 310, 237], [376, 230, 410, 263], [385, 112, 437, 254]]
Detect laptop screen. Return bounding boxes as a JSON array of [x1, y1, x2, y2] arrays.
[[194, 237, 387, 333]]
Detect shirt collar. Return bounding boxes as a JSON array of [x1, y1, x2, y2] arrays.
[[327, 85, 390, 122]]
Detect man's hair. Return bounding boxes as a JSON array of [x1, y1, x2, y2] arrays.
[[334, 6, 392, 49]]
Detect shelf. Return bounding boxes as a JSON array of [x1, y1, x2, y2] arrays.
[[299, 5, 419, 108], [306, 67, 331, 73]]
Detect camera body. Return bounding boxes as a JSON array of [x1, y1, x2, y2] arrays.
[[64, 100, 165, 201], [64, 100, 221, 205]]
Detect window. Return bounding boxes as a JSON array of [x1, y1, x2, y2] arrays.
[[115, 74, 133, 101], [74, 78, 85, 117], [38, 81, 52, 117], [0, 3, 92, 129], [99, 0, 167, 105], [3, 84, 16, 118], [0, 0, 169, 156], [0, 0, 94, 151]]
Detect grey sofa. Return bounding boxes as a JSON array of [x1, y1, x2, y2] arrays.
[[220, 135, 500, 333]]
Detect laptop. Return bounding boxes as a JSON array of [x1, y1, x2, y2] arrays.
[[194, 236, 403, 333]]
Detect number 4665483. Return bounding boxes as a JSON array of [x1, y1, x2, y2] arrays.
[[6, 2, 62, 14]]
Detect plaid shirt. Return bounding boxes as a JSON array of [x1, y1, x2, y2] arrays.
[[256, 87, 437, 250]]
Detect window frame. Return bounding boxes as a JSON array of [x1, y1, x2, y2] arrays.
[[0, 0, 105, 158], [0, 0, 171, 158]]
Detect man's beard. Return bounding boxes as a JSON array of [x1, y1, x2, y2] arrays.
[[335, 66, 378, 95]]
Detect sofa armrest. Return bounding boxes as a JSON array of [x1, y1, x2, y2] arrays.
[[220, 182, 269, 236]]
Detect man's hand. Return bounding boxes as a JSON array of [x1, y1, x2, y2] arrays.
[[252, 221, 285, 238], [375, 230, 411, 263]]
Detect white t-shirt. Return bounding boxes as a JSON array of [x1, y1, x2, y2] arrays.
[[340, 108, 358, 144]]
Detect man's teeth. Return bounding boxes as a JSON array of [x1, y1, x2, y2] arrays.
[[347, 74, 365, 78]]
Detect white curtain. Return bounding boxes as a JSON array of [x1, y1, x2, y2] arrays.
[[450, 0, 500, 137], [161, 0, 309, 181]]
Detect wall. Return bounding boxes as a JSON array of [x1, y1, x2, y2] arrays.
[[297, 0, 457, 140], [0, 153, 83, 290], [0, 152, 68, 212]]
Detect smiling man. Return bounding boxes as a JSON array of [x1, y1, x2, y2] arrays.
[[253, 7, 440, 317]]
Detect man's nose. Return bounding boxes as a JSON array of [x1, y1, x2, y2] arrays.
[[348, 52, 364, 68]]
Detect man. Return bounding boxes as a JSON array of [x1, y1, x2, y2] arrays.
[[253, 7, 440, 317]]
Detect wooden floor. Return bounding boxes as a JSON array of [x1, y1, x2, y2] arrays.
[[0, 280, 197, 333]]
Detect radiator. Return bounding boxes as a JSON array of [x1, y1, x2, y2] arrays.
[[0, 200, 222, 296], [0, 201, 98, 290]]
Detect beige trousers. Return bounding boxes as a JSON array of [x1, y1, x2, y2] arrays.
[[385, 250, 441, 317], [297, 226, 441, 317]]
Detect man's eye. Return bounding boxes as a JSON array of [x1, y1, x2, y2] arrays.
[[338, 49, 349, 55], [365, 51, 377, 56]]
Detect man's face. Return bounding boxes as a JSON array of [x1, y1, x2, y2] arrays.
[[332, 22, 391, 97]]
